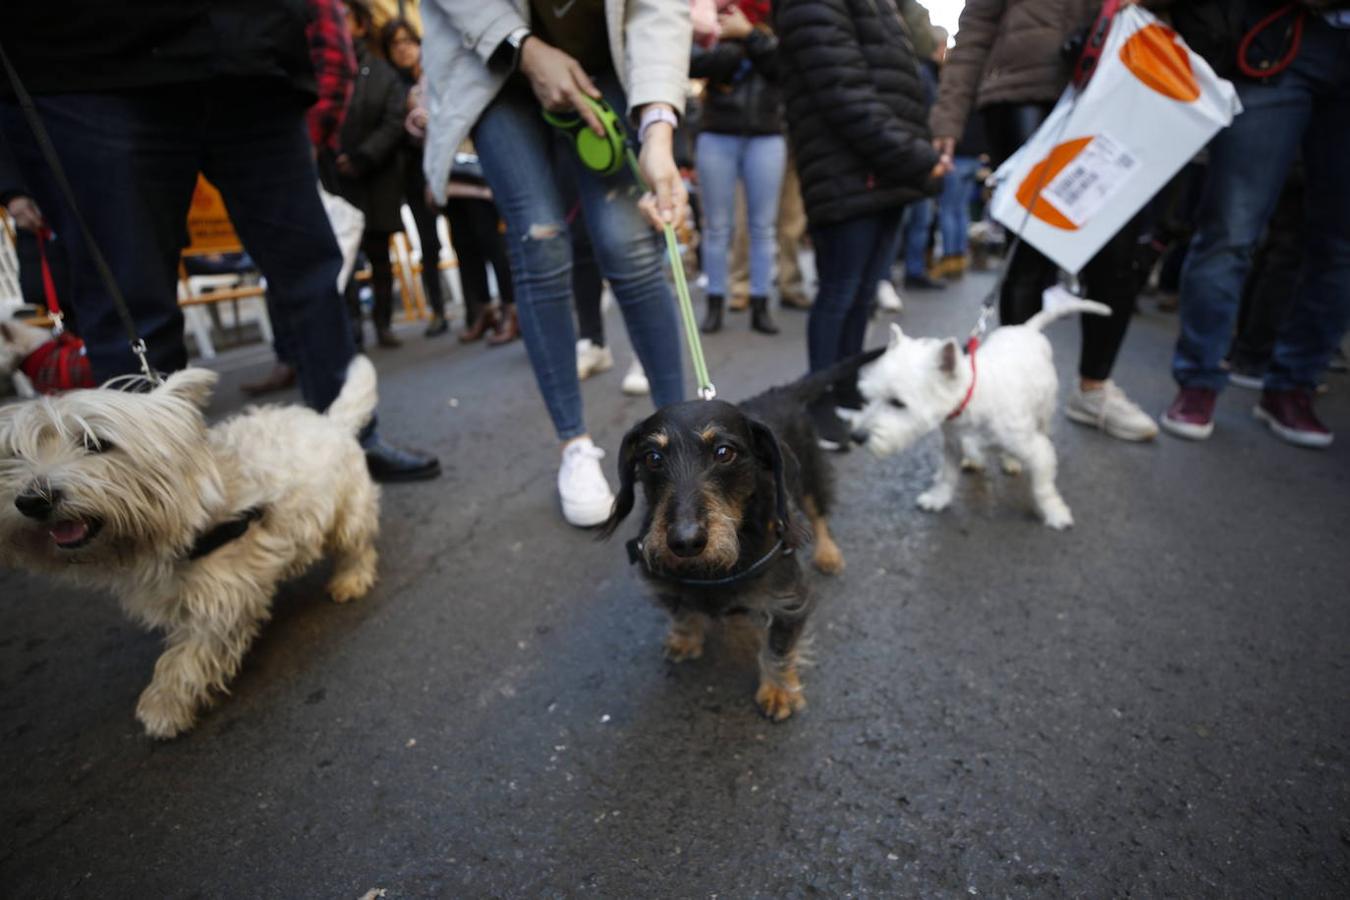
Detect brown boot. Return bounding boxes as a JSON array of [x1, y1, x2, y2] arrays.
[[459, 307, 499, 343], [727, 294, 750, 312], [487, 306, 520, 346], [240, 363, 297, 397]]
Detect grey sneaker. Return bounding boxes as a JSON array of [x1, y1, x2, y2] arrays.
[[1066, 381, 1159, 442]]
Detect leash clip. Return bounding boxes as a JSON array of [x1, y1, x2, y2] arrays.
[[698, 384, 717, 401], [130, 339, 160, 385]]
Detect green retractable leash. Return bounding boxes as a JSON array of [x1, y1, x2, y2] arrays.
[[544, 97, 716, 400]]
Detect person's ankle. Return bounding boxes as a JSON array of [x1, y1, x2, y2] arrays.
[[562, 434, 592, 453], [1080, 378, 1106, 392]]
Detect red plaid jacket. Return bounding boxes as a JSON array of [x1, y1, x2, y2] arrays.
[[306, 0, 357, 153]]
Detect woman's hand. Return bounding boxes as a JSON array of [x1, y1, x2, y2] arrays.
[[519, 37, 606, 136], [718, 6, 753, 40], [636, 117, 689, 231]]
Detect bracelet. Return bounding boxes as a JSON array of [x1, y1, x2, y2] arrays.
[[638, 106, 678, 144]]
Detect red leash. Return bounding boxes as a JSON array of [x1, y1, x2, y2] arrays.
[[1237, 2, 1305, 80], [947, 336, 980, 420]]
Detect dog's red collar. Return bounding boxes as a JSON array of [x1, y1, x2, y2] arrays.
[[947, 337, 980, 420]]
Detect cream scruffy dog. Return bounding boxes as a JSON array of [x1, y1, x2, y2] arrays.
[[0, 357, 381, 738], [855, 300, 1111, 530]]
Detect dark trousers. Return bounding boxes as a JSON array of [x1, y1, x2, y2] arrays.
[[984, 103, 1141, 381], [571, 225, 606, 347], [443, 196, 514, 324], [1230, 170, 1304, 371], [349, 229, 396, 333], [403, 151, 446, 317], [808, 208, 905, 376], [0, 84, 357, 414]]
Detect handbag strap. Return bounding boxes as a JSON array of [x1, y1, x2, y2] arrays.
[[1073, 0, 1124, 89], [35, 226, 65, 333]]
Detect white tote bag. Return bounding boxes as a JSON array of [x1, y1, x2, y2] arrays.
[[319, 185, 366, 291], [989, 7, 1242, 274]]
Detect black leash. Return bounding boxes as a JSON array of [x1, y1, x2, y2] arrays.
[[0, 38, 159, 384]]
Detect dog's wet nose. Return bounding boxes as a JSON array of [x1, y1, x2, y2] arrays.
[[667, 522, 708, 558], [15, 486, 59, 520]]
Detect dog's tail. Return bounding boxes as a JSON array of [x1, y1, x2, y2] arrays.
[[326, 355, 379, 435], [779, 347, 886, 407], [1024, 299, 1112, 333]]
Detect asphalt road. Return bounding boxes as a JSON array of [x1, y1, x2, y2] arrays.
[[2, 271, 1348, 899]]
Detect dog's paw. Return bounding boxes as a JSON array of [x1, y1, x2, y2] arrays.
[[327, 568, 375, 604], [1041, 502, 1074, 530], [916, 488, 953, 512], [1001, 455, 1023, 477], [135, 685, 196, 740], [755, 680, 806, 723], [663, 629, 704, 663], [812, 541, 845, 575]]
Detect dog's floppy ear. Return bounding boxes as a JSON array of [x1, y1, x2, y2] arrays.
[[598, 423, 643, 540], [748, 416, 790, 528], [156, 368, 218, 409], [939, 339, 959, 377]]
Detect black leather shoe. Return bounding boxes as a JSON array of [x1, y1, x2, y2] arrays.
[[424, 315, 449, 338], [365, 439, 441, 482], [750, 296, 779, 335], [701, 294, 724, 334]]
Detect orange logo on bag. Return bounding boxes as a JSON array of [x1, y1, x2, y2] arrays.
[[1120, 23, 1200, 102], [1016, 137, 1092, 231]]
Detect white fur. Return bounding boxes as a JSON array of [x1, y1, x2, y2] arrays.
[[0, 356, 381, 738], [856, 300, 1111, 530]]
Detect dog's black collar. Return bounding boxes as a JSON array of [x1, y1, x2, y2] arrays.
[[625, 534, 793, 589], [187, 508, 264, 561]]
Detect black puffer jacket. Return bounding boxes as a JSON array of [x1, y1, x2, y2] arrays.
[[774, 0, 938, 227], [326, 45, 408, 234], [690, 29, 784, 136]]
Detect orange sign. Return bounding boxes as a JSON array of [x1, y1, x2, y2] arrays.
[[185, 175, 243, 255]]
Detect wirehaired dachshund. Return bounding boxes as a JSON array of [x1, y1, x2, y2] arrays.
[[601, 350, 881, 721]]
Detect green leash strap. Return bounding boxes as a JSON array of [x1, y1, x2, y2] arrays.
[[626, 149, 716, 400]]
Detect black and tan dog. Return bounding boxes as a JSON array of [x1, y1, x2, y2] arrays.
[[601, 351, 881, 721]]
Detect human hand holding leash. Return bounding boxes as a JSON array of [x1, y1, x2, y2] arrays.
[[636, 114, 688, 230], [519, 37, 606, 137], [5, 195, 45, 232]]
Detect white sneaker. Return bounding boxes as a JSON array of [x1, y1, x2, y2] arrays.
[[558, 437, 615, 527], [876, 280, 903, 312], [576, 339, 614, 381], [621, 359, 650, 396], [1065, 380, 1159, 442]]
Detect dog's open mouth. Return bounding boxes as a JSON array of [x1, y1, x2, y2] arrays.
[[48, 518, 103, 550]]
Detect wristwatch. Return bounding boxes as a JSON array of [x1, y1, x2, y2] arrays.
[[493, 27, 532, 73], [638, 106, 679, 144]]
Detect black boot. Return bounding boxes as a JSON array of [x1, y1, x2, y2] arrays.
[[701, 294, 724, 334], [750, 295, 779, 335]]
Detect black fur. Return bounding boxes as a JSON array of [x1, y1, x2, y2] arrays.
[[601, 349, 881, 719]]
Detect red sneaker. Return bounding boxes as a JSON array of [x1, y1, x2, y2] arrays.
[[1254, 389, 1333, 448], [1161, 386, 1218, 440]]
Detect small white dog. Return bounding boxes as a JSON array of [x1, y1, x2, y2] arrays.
[[855, 300, 1111, 530], [0, 357, 381, 738]]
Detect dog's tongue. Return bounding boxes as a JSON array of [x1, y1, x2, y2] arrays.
[[49, 521, 89, 546]]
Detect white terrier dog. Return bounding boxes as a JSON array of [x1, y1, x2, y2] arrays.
[[0, 357, 381, 737], [855, 300, 1111, 530]]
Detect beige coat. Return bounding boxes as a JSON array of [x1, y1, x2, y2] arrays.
[[929, 0, 1100, 140], [420, 0, 691, 202]]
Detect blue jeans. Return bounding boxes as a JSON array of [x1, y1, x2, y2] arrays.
[[1174, 16, 1350, 392], [900, 198, 933, 278], [472, 79, 684, 440], [695, 132, 786, 297], [0, 85, 358, 418], [808, 209, 905, 373], [938, 156, 980, 257]]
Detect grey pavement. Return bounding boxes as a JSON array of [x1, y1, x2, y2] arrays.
[[2, 270, 1348, 898]]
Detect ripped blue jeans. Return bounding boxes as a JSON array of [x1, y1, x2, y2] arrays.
[[472, 77, 685, 440]]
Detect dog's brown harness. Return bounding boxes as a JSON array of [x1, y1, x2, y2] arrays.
[[186, 508, 264, 561]]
